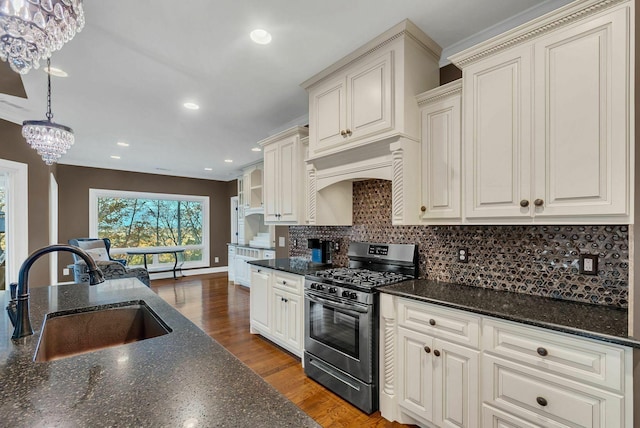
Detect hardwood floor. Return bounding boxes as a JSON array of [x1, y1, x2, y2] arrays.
[[151, 273, 412, 428]]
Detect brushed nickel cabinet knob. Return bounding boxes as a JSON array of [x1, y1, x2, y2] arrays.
[[520, 200, 529, 208], [534, 199, 544, 207]]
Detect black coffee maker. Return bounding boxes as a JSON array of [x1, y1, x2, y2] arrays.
[[307, 239, 332, 264]]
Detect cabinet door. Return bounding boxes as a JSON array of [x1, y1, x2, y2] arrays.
[[309, 76, 346, 156], [277, 138, 299, 222], [464, 46, 533, 219], [284, 292, 302, 351], [433, 338, 480, 428], [263, 143, 279, 222], [271, 287, 288, 342], [533, 7, 630, 218], [398, 327, 434, 422], [420, 91, 461, 220], [347, 50, 393, 141], [250, 268, 270, 331]]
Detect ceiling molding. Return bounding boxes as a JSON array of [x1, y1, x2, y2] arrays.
[[440, 0, 574, 66]]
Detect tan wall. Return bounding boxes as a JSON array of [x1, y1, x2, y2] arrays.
[[57, 165, 233, 280], [0, 119, 53, 286]]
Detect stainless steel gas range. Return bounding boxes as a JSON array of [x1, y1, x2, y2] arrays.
[[303, 242, 418, 414]]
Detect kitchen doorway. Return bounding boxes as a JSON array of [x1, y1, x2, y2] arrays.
[[0, 159, 28, 290]]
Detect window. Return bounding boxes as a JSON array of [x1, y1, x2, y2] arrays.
[[89, 189, 209, 270]]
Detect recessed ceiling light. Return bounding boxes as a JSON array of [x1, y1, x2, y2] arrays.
[[117, 141, 129, 147], [250, 29, 272, 45], [110, 155, 121, 160], [204, 167, 213, 171], [44, 66, 68, 77], [183, 102, 200, 110], [251, 147, 261, 152], [224, 159, 233, 163]]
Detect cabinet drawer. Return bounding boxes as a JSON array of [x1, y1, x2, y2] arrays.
[[262, 250, 276, 259], [273, 271, 302, 293], [397, 299, 480, 348], [483, 404, 560, 428], [483, 318, 625, 392], [483, 354, 624, 428]]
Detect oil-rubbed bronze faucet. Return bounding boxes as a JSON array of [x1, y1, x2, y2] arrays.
[[6, 244, 106, 340]]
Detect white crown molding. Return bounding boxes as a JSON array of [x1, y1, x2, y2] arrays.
[[301, 19, 441, 90], [449, 0, 629, 68], [416, 79, 462, 106], [440, 0, 575, 67], [257, 125, 309, 147]]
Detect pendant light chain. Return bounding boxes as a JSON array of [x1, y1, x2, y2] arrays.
[[46, 58, 53, 122]]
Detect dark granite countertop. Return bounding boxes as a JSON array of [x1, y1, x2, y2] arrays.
[[0, 279, 319, 427], [248, 258, 331, 276], [379, 279, 640, 349]]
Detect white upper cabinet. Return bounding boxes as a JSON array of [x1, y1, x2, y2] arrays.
[[532, 6, 630, 219], [303, 19, 441, 160], [462, 46, 533, 220], [451, 0, 633, 224], [311, 50, 393, 154], [416, 80, 463, 222], [260, 126, 309, 224]]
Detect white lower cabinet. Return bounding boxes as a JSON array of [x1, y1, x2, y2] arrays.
[[249, 266, 304, 357], [398, 327, 479, 427], [271, 287, 302, 352], [249, 267, 270, 331], [379, 295, 633, 428]]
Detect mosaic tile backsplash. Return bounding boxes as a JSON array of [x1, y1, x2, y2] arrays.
[[290, 180, 629, 308]]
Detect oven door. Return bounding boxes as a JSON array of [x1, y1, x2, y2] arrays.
[[304, 290, 374, 383]]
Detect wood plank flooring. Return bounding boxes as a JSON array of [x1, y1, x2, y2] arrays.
[[151, 273, 412, 428]]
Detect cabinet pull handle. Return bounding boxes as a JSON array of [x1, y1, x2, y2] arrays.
[[537, 347, 548, 356], [534, 199, 544, 207], [536, 397, 548, 407], [420, 206, 427, 213], [520, 199, 529, 208], [429, 319, 436, 326], [340, 130, 347, 136], [433, 349, 440, 357], [423, 346, 431, 354], [345, 129, 352, 136], [282, 280, 287, 285], [257, 269, 261, 273]]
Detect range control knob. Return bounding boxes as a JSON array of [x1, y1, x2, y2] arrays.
[[316, 284, 325, 291], [310, 283, 317, 290], [329, 287, 337, 294], [349, 292, 358, 299], [342, 290, 350, 298]]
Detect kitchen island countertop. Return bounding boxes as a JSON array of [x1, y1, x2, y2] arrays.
[[0, 279, 319, 427], [379, 279, 640, 349]]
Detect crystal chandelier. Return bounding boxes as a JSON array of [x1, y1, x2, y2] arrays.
[[0, 0, 85, 74], [22, 57, 73, 165]]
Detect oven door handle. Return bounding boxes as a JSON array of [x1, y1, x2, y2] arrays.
[[305, 292, 370, 314]]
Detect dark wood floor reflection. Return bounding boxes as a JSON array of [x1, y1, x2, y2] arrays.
[[151, 273, 411, 428]]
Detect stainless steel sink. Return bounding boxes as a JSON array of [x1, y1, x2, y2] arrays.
[[34, 301, 171, 362]]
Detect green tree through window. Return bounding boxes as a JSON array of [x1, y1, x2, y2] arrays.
[[97, 196, 204, 263]]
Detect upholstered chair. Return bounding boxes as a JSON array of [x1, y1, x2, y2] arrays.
[[68, 238, 150, 287]]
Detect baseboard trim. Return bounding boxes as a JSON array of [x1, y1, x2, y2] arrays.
[[149, 266, 228, 281]]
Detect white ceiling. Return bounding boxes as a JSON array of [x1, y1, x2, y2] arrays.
[[0, 0, 573, 181]]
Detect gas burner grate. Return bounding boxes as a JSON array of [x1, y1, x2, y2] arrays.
[[314, 268, 409, 287]]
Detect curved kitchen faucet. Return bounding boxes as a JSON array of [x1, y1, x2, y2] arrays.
[[6, 244, 106, 340]]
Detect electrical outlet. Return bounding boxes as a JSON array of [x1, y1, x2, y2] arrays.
[[458, 248, 469, 263], [579, 254, 598, 275], [214, 256, 219, 263], [293, 239, 298, 247], [279, 236, 285, 247], [334, 241, 340, 252], [63, 268, 70, 276]]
